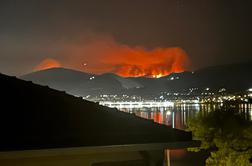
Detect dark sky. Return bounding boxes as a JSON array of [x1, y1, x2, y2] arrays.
[[0, 0, 251, 75]]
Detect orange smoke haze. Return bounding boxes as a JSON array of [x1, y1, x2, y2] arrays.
[[35, 37, 189, 78], [103, 47, 189, 78], [34, 58, 61, 71]]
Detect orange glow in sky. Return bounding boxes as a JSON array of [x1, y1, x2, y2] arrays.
[[34, 58, 61, 71], [104, 47, 189, 78], [34, 38, 189, 77]]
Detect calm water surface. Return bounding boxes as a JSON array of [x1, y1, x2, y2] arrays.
[[119, 103, 252, 129], [118, 103, 252, 166]]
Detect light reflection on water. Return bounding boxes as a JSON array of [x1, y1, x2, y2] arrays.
[[118, 103, 252, 165], [119, 103, 252, 130]]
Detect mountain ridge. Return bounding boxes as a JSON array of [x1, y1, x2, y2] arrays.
[[20, 62, 252, 99]]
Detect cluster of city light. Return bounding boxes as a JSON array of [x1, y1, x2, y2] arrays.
[[99, 101, 174, 109], [201, 92, 215, 95], [89, 76, 95, 80], [176, 99, 200, 104], [82, 87, 252, 104], [167, 76, 180, 81], [201, 94, 251, 103], [83, 94, 143, 102]]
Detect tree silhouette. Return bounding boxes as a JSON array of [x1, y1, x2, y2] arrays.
[[187, 106, 252, 165]]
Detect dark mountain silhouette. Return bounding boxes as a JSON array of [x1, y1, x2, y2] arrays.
[[21, 68, 93, 91], [162, 61, 252, 92], [20, 62, 252, 98], [191, 62, 252, 90], [21, 68, 168, 98], [69, 73, 124, 96], [0, 73, 193, 151]]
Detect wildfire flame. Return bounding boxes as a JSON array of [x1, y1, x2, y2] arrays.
[[34, 37, 189, 78], [104, 47, 188, 78]]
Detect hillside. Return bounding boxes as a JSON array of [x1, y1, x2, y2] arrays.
[[0, 73, 193, 151], [21, 68, 93, 91], [20, 62, 252, 98], [162, 62, 252, 92]]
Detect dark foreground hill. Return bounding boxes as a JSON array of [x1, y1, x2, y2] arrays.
[[0, 73, 193, 151]]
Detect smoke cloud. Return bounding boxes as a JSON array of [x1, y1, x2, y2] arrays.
[[34, 36, 190, 77]]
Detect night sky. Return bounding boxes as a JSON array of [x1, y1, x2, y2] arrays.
[[0, 0, 251, 76]]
